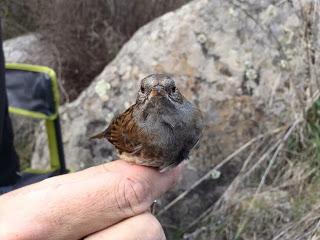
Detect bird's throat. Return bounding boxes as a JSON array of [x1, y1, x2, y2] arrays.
[[140, 96, 175, 122]]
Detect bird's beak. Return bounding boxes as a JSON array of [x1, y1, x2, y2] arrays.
[[149, 85, 166, 97]]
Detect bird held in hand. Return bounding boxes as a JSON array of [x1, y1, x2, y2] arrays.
[[91, 74, 204, 171]]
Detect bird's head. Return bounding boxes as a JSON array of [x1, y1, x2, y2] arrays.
[[136, 74, 183, 105]]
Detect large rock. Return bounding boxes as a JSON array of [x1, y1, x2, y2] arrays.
[[32, 0, 319, 238]]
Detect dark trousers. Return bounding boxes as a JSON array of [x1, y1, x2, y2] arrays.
[[0, 21, 20, 186]]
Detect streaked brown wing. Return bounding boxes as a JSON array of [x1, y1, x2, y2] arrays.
[[105, 105, 144, 154]]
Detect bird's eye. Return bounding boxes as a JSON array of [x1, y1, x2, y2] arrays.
[[140, 85, 145, 93], [172, 86, 176, 92]]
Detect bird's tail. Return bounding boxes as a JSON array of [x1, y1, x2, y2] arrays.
[[90, 130, 106, 140]]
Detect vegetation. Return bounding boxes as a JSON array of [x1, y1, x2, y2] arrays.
[[179, 98, 320, 240]]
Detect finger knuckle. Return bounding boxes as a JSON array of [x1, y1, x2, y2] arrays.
[[115, 177, 152, 215]]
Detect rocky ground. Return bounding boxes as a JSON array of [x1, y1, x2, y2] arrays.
[[5, 0, 320, 239]]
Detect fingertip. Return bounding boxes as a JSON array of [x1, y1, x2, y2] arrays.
[[174, 161, 186, 175], [174, 162, 185, 183], [162, 162, 185, 184]]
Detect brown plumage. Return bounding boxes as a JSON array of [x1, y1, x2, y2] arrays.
[[91, 74, 204, 171]]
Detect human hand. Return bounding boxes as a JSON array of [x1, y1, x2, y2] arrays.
[[0, 160, 182, 240]]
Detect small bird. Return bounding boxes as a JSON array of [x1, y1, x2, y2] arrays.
[[91, 74, 203, 171]]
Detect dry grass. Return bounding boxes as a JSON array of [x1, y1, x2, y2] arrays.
[[0, 0, 38, 39], [180, 96, 320, 240]]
